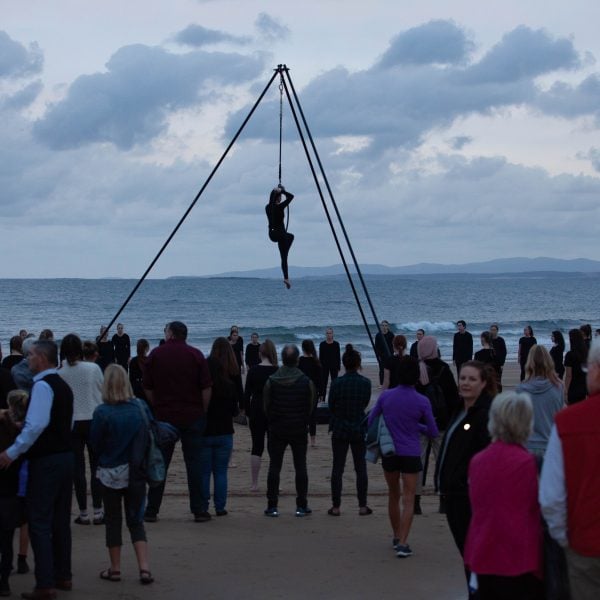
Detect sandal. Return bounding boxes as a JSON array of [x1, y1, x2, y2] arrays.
[[359, 506, 373, 516], [139, 569, 154, 585], [99, 568, 121, 582], [327, 507, 341, 516]]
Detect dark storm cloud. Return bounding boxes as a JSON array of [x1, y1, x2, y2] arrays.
[[32, 45, 266, 150], [0, 31, 43, 78], [173, 24, 251, 47]]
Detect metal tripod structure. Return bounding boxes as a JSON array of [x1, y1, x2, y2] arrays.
[[105, 64, 389, 359]]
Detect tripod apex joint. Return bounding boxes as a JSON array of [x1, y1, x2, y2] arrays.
[[275, 64, 289, 73]]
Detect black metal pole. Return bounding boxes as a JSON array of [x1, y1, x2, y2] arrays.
[[282, 67, 389, 357], [278, 66, 377, 355], [104, 69, 280, 334]]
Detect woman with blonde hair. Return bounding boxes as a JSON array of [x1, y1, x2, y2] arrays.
[[90, 364, 154, 584], [243, 340, 278, 491], [516, 345, 564, 458], [464, 392, 543, 598]]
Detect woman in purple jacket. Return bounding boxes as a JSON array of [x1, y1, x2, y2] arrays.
[[368, 357, 438, 558]]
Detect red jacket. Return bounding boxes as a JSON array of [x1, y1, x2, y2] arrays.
[[556, 392, 600, 556], [464, 441, 542, 576]]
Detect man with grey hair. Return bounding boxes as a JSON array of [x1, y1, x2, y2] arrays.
[[540, 340, 600, 598], [263, 344, 316, 517]]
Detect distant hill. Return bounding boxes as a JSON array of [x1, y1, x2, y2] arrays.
[[169, 257, 600, 279]]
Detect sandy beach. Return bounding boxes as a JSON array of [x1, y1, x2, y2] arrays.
[[11, 362, 521, 600]]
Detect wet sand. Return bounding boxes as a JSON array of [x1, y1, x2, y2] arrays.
[[12, 362, 520, 600]]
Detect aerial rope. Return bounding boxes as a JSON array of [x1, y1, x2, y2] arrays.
[[266, 67, 294, 289], [105, 64, 386, 361]]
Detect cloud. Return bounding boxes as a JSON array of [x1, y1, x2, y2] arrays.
[[226, 23, 586, 155], [583, 147, 600, 172], [2, 80, 43, 110], [173, 24, 251, 47], [463, 26, 581, 83], [32, 45, 266, 150], [255, 13, 290, 42], [377, 20, 474, 67], [0, 31, 43, 79], [535, 74, 600, 120], [449, 135, 472, 150]]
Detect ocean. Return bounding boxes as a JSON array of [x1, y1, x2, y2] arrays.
[[1, 273, 598, 363]]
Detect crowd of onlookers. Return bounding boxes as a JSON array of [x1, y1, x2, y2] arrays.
[[0, 319, 599, 599]]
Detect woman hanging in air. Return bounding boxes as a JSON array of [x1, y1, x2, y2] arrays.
[[265, 184, 295, 289]]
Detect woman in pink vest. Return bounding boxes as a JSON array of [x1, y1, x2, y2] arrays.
[[464, 392, 543, 599]]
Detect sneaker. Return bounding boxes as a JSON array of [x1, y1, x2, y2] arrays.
[[17, 555, 29, 574], [295, 507, 312, 517], [215, 510, 228, 517], [264, 507, 279, 517], [194, 512, 212, 522], [74, 515, 90, 525], [395, 544, 413, 558], [0, 578, 10, 597]]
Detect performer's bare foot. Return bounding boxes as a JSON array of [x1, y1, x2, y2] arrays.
[[284, 279, 291, 289]]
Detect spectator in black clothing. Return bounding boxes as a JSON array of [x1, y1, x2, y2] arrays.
[[382, 335, 407, 390], [244, 333, 261, 369], [96, 326, 115, 372], [550, 330, 565, 379], [111, 323, 131, 371], [129, 339, 150, 403], [374, 320, 394, 385], [1, 337, 23, 371], [299, 340, 322, 448], [319, 328, 341, 399], [38, 329, 54, 341], [265, 184, 295, 289], [409, 329, 425, 359], [227, 325, 244, 374], [263, 344, 316, 517], [489, 323, 507, 387], [474, 331, 502, 390], [580, 323, 592, 350], [243, 340, 278, 492], [518, 325, 537, 382], [327, 344, 372, 516], [564, 328, 588, 404], [452, 320, 473, 374]]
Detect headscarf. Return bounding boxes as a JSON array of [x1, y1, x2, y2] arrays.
[[417, 335, 438, 385]]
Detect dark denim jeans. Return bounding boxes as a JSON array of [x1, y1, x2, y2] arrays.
[[266, 431, 308, 510], [27, 452, 73, 589], [198, 434, 233, 513], [146, 417, 206, 517], [330, 436, 368, 508]]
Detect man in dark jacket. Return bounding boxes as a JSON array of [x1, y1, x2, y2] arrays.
[[263, 344, 316, 517]]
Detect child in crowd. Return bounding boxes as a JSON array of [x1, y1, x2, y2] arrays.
[[0, 390, 29, 596]]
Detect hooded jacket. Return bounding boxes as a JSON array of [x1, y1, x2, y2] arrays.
[[516, 376, 564, 453]]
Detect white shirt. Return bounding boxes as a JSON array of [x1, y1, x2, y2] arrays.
[[58, 360, 103, 420], [539, 425, 568, 548]]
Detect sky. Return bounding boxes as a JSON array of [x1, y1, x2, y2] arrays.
[[2, 0, 600, 278]]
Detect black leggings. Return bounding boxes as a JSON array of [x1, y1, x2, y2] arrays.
[[249, 414, 269, 457], [269, 229, 294, 279]]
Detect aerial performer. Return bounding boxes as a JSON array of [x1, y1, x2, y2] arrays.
[[265, 184, 295, 289]]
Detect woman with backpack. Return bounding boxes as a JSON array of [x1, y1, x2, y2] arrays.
[[415, 336, 459, 514]]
